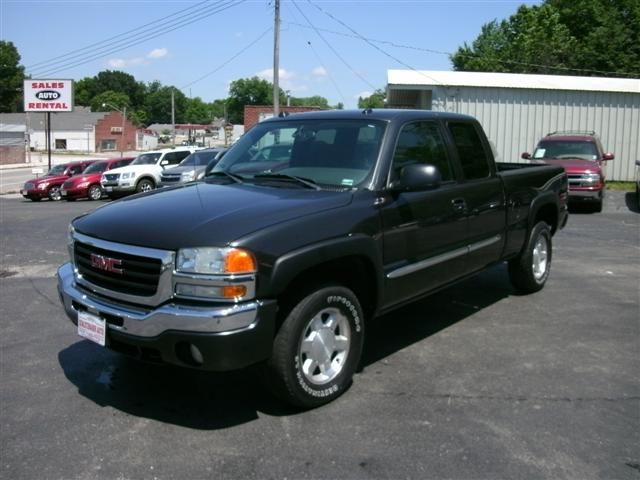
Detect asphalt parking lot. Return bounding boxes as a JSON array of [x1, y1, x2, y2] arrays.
[[1, 191, 638, 480]]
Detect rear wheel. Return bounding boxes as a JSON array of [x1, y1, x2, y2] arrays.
[[265, 286, 364, 409], [48, 186, 62, 201], [508, 221, 552, 294], [136, 178, 154, 193], [88, 184, 103, 201]]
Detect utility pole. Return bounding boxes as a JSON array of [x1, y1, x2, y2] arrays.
[[171, 88, 176, 146], [273, 0, 280, 116]]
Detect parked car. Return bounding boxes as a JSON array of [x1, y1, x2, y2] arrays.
[[20, 160, 98, 201], [160, 148, 227, 187], [522, 131, 614, 212], [61, 157, 134, 201], [100, 147, 200, 198], [58, 109, 568, 408]]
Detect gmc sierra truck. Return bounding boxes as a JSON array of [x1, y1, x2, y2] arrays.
[[57, 109, 568, 408]]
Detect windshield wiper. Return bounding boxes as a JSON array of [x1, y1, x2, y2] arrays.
[[206, 171, 244, 183], [253, 173, 321, 190]]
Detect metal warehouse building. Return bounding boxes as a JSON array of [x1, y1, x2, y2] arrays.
[[386, 70, 640, 181]]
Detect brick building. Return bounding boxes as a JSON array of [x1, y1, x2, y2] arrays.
[[94, 111, 137, 152]]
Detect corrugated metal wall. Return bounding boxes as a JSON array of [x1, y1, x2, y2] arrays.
[[428, 86, 639, 181]]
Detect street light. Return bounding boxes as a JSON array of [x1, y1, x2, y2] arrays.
[[102, 102, 127, 157]]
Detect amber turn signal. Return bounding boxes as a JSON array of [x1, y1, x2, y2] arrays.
[[224, 248, 256, 274]]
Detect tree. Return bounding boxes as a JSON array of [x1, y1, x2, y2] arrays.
[[226, 76, 284, 124], [289, 95, 330, 108], [0, 41, 26, 112], [451, 4, 577, 74], [185, 97, 212, 124], [358, 89, 386, 109], [450, 1, 639, 77], [90, 90, 131, 113], [144, 86, 187, 124]]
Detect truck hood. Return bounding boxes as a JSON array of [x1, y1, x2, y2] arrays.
[[73, 182, 353, 250], [540, 158, 601, 174]]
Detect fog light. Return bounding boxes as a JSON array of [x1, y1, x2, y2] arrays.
[[189, 344, 203, 365], [175, 283, 222, 298]]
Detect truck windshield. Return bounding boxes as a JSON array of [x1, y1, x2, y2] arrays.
[[131, 153, 162, 165], [534, 141, 599, 161], [213, 119, 385, 189]]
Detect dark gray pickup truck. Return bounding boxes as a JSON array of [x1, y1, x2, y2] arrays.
[[57, 109, 568, 408]]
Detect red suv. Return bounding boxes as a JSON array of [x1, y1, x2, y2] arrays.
[[21, 160, 98, 202], [61, 157, 134, 201], [522, 131, 614, 212]]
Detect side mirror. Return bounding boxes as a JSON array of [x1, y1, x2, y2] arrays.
[[602, 153, 614, 161], [160, 160, 169, 168], [394, 163, 441, 192], [521, 152, 532, 160]]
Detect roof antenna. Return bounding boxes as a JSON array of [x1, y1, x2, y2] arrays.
[[362, 108, 373, 115], [278, 111, 289, 118]]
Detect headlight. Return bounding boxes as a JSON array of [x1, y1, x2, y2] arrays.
[[38, 182, 49, 189], [181, 172, 195, 181], [583, 173, 601, 183], [122, 172, 130, 179], [176, 247, 256, 275], [77, 182, 89, 188]]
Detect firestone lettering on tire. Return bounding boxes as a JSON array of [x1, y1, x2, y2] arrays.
[[326, 295, 361, 332], [294, 355, 339, 398]]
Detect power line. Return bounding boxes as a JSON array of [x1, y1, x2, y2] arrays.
[[29, 0, 245, 78], [26, 0, 211, 70], [288, 17, 640, 79], [305, 0, 443, 86], [291, 0, 377, 91], [179, 27, 273, 90]]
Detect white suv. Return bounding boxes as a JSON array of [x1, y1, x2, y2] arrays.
[[101, 147, 200, 197]]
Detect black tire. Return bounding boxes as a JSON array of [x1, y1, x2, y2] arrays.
[[265, 286, 365, 409], [593, 199, 603, 213], [508, 221, 552, 294], [87, 184, 103, 201], [136, 178, 155, 193], [48, 186, 62, 201]]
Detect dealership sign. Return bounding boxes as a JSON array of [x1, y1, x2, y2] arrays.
[[23, 79, 74, 112]]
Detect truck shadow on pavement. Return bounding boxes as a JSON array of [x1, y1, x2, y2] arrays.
[[58, 264, 512, 429]]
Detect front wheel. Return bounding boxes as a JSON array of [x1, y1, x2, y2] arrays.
[[508, 221, 552, 294], [87, 184, 103, 201], [136, 178, 154, 193], [265, 286, 365, 409], [48, 186, 62, 201]]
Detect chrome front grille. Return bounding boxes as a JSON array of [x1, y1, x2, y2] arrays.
[[75, 242, 161, 296], [71, 232, 175, 307], [103, 173, 120, 182], [161, 174, 181, 183]]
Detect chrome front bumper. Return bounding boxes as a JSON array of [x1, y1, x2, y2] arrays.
[[57, 262, 260, 338]]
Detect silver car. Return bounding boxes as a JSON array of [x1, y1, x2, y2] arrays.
[[160, 148, 227, 187]]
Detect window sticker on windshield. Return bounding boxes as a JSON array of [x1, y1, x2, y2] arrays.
[[533, 149, 546, 159], [341, 179, 354, 186]]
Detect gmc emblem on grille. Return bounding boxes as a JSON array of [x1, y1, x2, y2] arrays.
[[90, 253, 123, 274]]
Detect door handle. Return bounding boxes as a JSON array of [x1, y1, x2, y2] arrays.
[[451, 198, 467, 212]]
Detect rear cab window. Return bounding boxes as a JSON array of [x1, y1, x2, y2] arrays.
[[447, 122, 491, 180]]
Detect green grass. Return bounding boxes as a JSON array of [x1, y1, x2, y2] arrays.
[[606, 181, 636, 191]]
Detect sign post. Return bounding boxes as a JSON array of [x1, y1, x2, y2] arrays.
[[23, 80, 74, 172]]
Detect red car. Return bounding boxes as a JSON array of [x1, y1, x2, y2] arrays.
[[522, 131, 614, 212], [61, 157, 134, 201], [21, 160, 98, 202]]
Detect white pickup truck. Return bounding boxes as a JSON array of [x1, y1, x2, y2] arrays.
[[101, 147, 200, 197]]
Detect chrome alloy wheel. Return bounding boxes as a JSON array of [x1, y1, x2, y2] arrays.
[[298, 307, 351, 385], [532, 235, 549, 281]]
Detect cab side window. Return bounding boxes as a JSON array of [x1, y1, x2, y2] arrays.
[[447, 122, 490, 180], [391, 121, 453, 182], [164, 151, 191, 165]]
